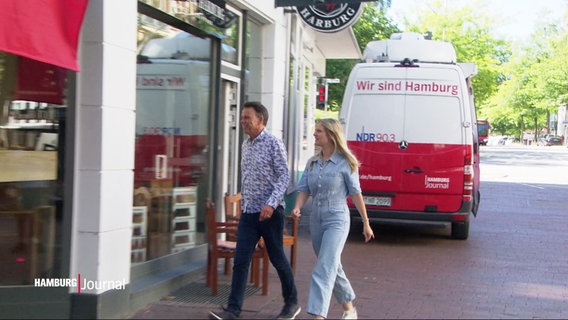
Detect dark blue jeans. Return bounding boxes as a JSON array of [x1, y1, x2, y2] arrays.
[[226, 207, 298, 315]]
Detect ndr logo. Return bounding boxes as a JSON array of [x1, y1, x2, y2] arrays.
[[355, 127, 395, 142], [356, 131, 376, 141]]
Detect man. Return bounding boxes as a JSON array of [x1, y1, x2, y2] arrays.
[[209, 101, 300, 320]]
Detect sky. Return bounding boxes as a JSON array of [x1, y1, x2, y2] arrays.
[[387, 0, 567, 41]]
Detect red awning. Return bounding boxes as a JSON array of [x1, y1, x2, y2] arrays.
[[0, 0, 88, 71]]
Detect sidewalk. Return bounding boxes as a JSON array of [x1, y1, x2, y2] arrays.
[[130, 230, 336, 319], [131, 174, 568, 319]]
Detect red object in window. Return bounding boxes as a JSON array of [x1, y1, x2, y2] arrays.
[[14, 57, 67, 105], [0, 0, 88, 71]]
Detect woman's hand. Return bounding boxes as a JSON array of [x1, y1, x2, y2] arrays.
[[351, 194, 375, 242], [291, 207, 302, 219], [292, 192, 309, 220], [362, 223, 375, 242]]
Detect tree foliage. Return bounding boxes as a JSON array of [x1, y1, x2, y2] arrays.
[[399, 0, 510, 111], [486, 16, 568, 137]]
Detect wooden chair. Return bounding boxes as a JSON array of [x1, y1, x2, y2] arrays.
[[224, 192, 242, 237], [224, 192, 299, 273], [283, 214, 299, 272], [223, 192, 265, 283], [206, 201, 268, 296]]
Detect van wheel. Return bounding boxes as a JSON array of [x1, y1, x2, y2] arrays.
[[451, 217, 469, 240]]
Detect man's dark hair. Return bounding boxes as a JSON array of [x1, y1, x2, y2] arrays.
[[243, 101, 269, 125]]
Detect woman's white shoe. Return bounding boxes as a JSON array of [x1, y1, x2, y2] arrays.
[[341, 307, 357, 319]]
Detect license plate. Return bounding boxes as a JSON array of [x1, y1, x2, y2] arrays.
[[363, 196, 392, 207]]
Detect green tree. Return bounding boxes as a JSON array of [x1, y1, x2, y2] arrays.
[[486, 17, 568, 138], [401, 0, 510, 111]]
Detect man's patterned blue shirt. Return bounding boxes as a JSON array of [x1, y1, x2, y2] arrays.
[[241, 129, 289, 213]]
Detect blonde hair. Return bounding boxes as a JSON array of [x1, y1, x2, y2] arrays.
[[312, 118, 359, 173]]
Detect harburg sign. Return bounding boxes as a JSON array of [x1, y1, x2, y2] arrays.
[[296, 3, 363, 33]]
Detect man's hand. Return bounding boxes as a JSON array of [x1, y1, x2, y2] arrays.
[[259, 205, 274, 221]]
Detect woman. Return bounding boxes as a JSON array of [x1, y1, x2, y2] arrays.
[[292, 118, 375, 319]]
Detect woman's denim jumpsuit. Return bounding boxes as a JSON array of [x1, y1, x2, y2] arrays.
[[296, 152, 361, 318]]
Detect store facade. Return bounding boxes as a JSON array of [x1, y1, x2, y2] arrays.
[[0, 0, 361, 318]]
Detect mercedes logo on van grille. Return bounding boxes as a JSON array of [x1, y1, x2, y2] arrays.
[[399, 140, 408, 150]]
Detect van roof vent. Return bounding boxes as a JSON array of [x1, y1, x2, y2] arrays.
[[362, 32, 457, 64]]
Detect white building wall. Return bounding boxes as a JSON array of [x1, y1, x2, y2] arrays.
[[261, 16, 289, 140], [71, 0, 137, 294], [232, 0, 279, 23]]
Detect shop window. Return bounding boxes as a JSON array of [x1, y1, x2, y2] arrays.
[[243, 18, 262, 102], [134, 13, 212, 263], [0, 51, 67, 285], [219, 9, 240, 66]]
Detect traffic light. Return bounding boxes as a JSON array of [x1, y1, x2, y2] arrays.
[[316, 84, 327, 110]]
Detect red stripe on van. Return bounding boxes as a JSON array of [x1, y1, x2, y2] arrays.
[[349, 141, 467, 213]]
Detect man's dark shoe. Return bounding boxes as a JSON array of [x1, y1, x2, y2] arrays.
[[209, 307, 239, 319], [276, 304, 301, 320]]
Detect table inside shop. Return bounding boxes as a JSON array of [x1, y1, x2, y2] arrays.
[[0, 150, 57, 182], [0, 149, 57, 284]]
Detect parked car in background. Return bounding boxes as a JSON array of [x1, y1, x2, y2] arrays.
[[545, 136, 562, 146], [498, 136, 516, 145], [537, 135, 562, 146]]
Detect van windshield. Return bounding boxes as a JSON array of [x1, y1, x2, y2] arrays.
[[346, 94, 463, 144]]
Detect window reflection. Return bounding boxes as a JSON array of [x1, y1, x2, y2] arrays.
[[134, 14, 211, 263], [219, 13, 239, 65], [139, 0, 239, 65]]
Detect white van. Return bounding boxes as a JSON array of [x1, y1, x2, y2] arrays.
[[339, 33, 480, 239]]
